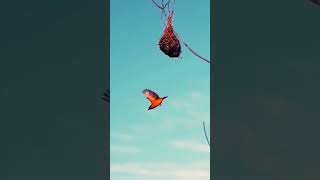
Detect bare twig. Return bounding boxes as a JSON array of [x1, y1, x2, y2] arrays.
[[151, 0, 172, 19], [166, 0, 170, 15], [174, 31, 211, 64], [182, 41, 211, 64], [151, 0, 163, 9], [203, 121, 210, 146], [171, 0, 176, 16]]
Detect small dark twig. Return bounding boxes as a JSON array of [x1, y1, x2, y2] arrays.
[[151, 0, 163, 9], [151, 0, 172, 19], [166, 0, 171, 15], [174, 31, 211, 64], [203, 121, 210, 147], [101, 89, 110, 103], [182, 41, 210, 64], [171, 0, 176, 16]]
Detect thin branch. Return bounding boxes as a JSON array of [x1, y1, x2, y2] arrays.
[[151, 0, 171, 19], [171, 0, 176, 16], [203, 121, 210, 146], [161, 0, 167, 18], [174, 31, 211, 64], [182, 41, 210, 64], [163, 2, 169, 17], [167, 0, 171, 15], [151, 0, 163, 9]]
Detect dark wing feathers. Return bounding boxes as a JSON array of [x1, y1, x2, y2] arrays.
[[142, 89, 160, 101]]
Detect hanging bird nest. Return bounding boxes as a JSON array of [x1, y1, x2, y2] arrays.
[[159, 15, 181, 58], [151, 0, 210, 64]]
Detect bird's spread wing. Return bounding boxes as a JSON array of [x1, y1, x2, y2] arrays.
[[142, 89, 159, 102]]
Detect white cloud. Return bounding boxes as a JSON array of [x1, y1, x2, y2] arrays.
[[111, 161, 210, 180], [171, 140, 210, 153]]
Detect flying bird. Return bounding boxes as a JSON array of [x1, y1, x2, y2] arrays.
[[142, 89, 168, 110]]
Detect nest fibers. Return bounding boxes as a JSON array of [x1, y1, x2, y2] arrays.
[[159, 16, 181, 58]]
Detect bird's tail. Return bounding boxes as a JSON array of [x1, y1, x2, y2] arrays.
[[162, 96, 168, 100]]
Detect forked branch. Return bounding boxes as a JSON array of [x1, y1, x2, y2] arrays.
[[151, 0, 174, 17]]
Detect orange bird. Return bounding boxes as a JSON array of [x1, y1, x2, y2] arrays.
[[142, 89, 168, 110]]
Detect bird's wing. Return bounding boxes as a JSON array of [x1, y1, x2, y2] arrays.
[[142, 89, 160, 102]]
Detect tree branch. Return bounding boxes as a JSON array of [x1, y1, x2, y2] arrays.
[[182, 41, 211, 64], [203, 121, 210, 147], [151, 0, 163, 9], [174, 31, 211, 64], [150, 0, 173, 19]]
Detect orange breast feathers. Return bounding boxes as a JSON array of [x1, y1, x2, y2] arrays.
[[150, 98, 163, 108]]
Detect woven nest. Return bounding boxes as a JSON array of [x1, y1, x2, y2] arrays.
[[159, 16, 181, 58]]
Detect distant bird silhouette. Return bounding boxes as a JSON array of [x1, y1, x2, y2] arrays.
[[101, 89, 110, 103], [142, 89, 167, 110]]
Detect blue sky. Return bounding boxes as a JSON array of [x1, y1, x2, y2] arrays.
[[110, 0, 210, 179]]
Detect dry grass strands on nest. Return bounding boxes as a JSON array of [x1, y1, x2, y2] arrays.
[[159, 16, 181, 58]]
